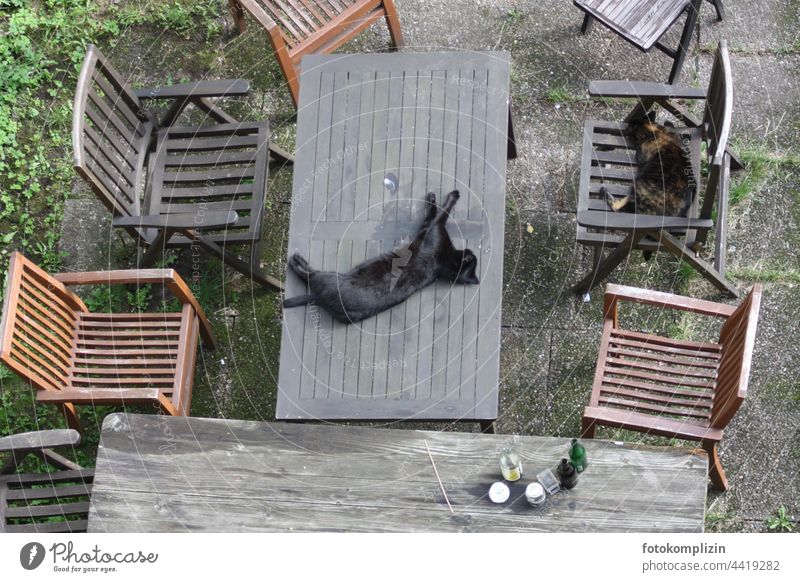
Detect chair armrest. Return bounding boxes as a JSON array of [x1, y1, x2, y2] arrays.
[[112, 211, 238, 230], [576, 211, 713, 231], [588, 81, 707, 100], [605, 284, 736, 318], [134, 80, 250, 100], [0, 429, 81, 454], [53, 269, 216, 348]]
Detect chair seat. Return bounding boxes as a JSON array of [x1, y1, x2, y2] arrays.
[[589, 326, 724, 435], [66, 311, 193, 412], [1, 468, 94, 533], [576, 120, 703, 247], [574, 0, 691, 50]]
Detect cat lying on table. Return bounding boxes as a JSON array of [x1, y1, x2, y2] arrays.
[[283, 190, 479, 324]]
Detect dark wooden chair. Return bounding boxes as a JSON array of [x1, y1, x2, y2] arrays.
[[228, 0, 405, 105], [572, 41, 740, 297], [0, 252, 215, 432], [574, 0, 724, 83], [1, 429, 93, 533], [73, 44, 289, 291], [581, 283, 762, 490]]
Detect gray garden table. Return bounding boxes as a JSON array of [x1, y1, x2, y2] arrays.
[[278, 51, 514, 430], [87, 413, 709, 532]]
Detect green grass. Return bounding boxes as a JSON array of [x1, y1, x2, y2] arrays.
[[0, 0, 228, 460], [545, 84, 581, 105], [766, 506, 796, 532], [729, 143, 800, 205], [728, 267, 800, 284]]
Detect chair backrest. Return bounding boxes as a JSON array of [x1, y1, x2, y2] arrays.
[[710, 284, 762, 429], [238, 0, 368, 50], [703, 41, 733, 167], [72, 44, 153, 222], [0, 253, 86, 394], [1, 430, 92, 533]]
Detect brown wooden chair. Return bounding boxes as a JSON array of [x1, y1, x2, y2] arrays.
[[572, 41, 740, 298], [0, 252, 215, 432], [73, 44, 289, 292], [1, 429, 93, 533], [574, 0, 724, 84], [228, 0, 405, 105], [581, 283, 762, 490]]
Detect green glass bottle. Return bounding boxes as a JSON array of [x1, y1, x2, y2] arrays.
[[569, 438, 587, 473]]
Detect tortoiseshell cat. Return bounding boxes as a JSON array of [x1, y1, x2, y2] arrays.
[[283, 190, 479, 324], [603, 111, 695, 217]]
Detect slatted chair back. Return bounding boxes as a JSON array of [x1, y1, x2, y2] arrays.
[[702, 41, 733, 167], [1, 430, 93, 533], [230, 0, 403, 104], [237, 1, 379, 50], [710, 284, 762, 429], [73, 44, 153, 236], [0, 253, 85, 395]]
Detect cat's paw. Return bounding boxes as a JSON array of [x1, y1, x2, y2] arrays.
[[425, 192, 436, 205]]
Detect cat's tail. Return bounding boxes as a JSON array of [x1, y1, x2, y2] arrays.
[[283, 294, 315, 308], [288, 252, 314, 282]]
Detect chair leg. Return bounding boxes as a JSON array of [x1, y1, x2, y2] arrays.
[[228, 0, 246, 33], [139, 229, 173, 268], [581, 416, 597, 439], [507, 106, 517, 160], [479, 420, 496, 434], [658, 231, 738, 297], [668, 0, 702, 84], [191, 233, 285, 292], [707, 0, 724, 20], [703, 441, 728, 491], [58, 403, 82, 434], [580, 13, 593, 34], [269, 143, 294, 166], [383, 1, 405, 48], [572, 231, 646, 295]]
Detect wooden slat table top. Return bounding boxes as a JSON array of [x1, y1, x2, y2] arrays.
[[278, 52, 511, 423], [87, 413, 709, 533], [574, 0, 691, 50]]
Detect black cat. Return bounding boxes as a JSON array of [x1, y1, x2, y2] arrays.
[[283, 190, 479, 324]]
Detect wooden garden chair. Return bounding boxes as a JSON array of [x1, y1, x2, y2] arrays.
[[0, 252, 214, 432], [574, 0, 724, 83], [581, 283, 762, 491], [228, 0, 405, 105], [572, 41, 740, 298], [73, 44, 290, 292], [1, 429, 93, 533]]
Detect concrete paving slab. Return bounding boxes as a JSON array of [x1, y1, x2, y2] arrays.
[[700, 0, 800, 52], [496, 327, 551, 435]]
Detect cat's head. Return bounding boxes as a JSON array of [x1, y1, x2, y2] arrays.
[[453, 249, 480, 285], [626, 109, 660, 144]]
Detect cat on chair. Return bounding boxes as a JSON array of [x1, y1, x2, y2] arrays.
[[602, 110, 695, 217], [283, 190, 479, 324]]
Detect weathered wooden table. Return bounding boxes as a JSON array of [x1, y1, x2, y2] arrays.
[[88, 413, 708, 532], [278, 51, 514, 429]]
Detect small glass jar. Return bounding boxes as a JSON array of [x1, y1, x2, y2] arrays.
[[525, 482, 546, 506], [499, 447, 522, 481]]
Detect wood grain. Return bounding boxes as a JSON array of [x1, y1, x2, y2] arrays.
[[278, 52, 511, 425], [88, 413, 709, 533]]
